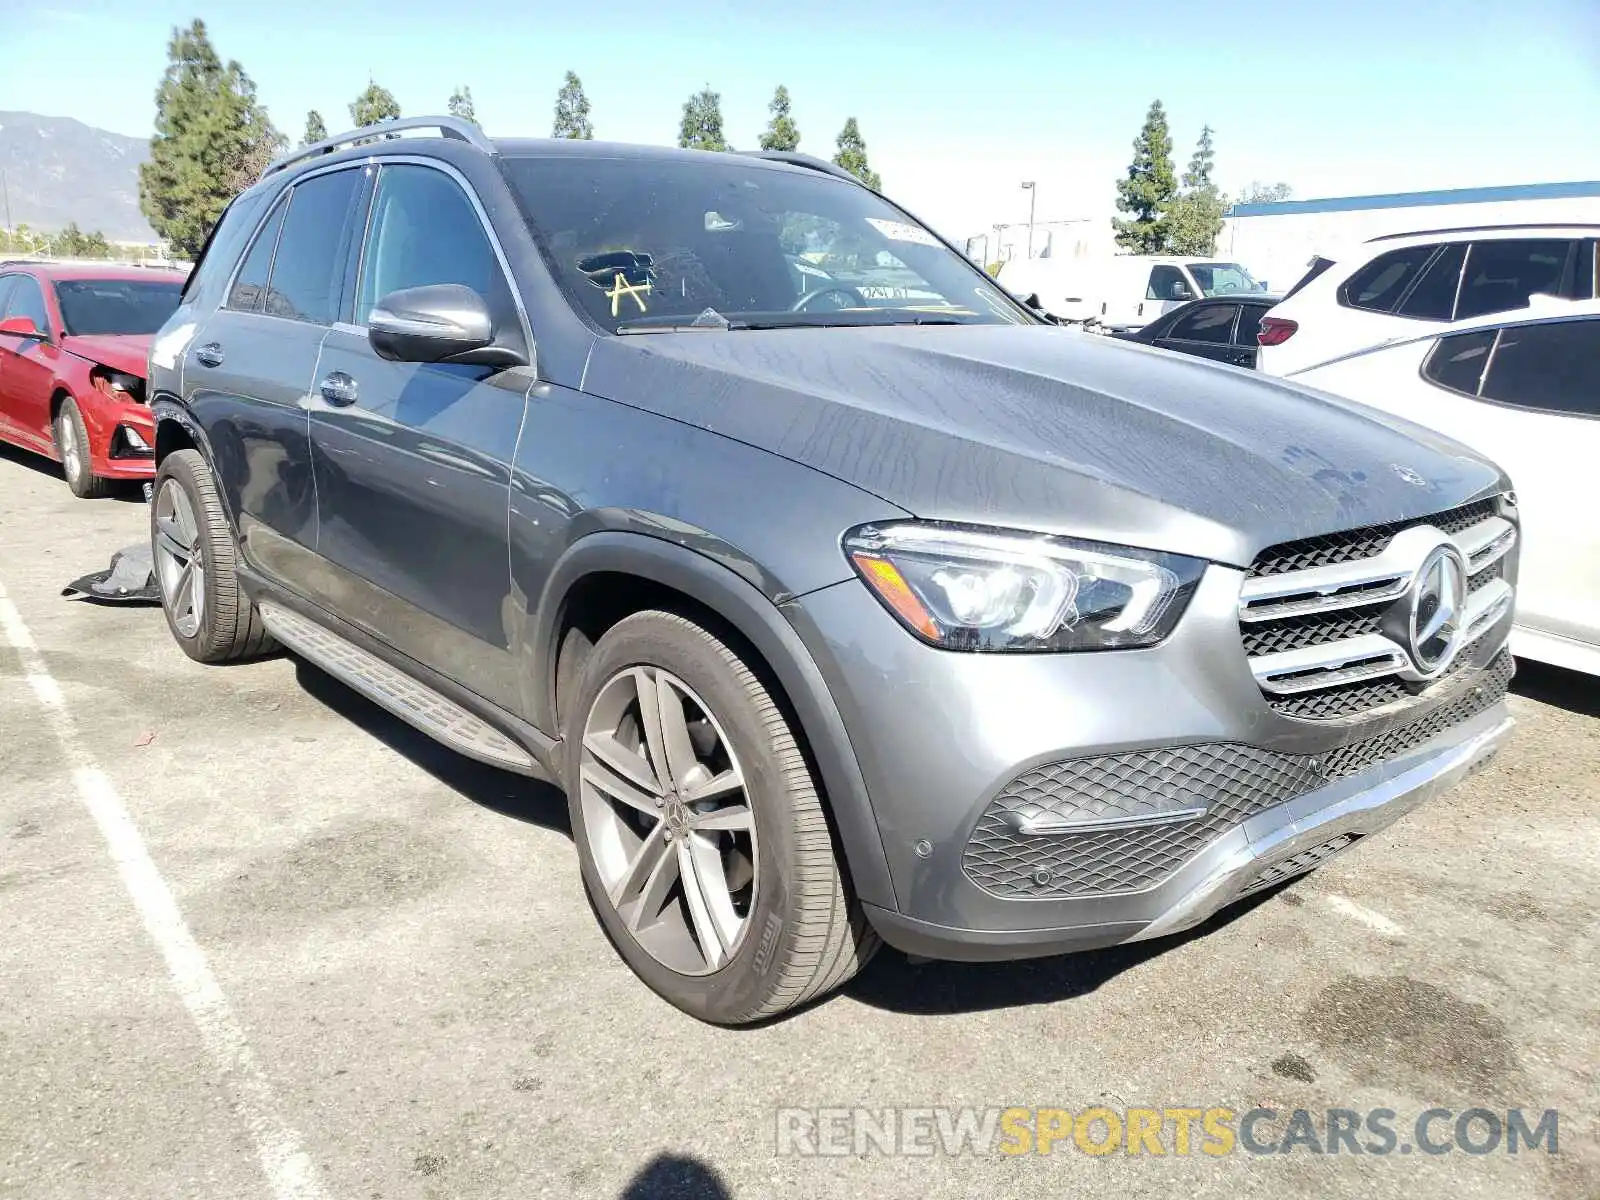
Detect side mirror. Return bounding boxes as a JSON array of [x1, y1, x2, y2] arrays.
[[368, 284, 520, 366], [1172, 284, 1196, 302], [0, 315, 42, 338]]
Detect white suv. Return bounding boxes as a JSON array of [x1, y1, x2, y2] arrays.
[[1257, 226, 1598, 376], [1286, 300, 1600, 676]]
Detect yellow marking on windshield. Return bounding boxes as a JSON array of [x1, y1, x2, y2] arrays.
[[606, 272, 651, 316]]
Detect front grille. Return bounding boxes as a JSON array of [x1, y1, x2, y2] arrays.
[[1271, 677, 1409, 721], [962, 650, 1512, 900], [1241, 609, 1386, 658], [1322, 650, 1513, 778], [1239, 499, 1514, 720], [1251, 499, 1498, 576]]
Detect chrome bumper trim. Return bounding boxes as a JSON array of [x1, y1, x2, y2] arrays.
[[1011, 805, 1209, 837], [1129, 706, 1514, 942]]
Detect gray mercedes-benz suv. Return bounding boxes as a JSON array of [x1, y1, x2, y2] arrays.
[[146, 117, 1518, 1023]]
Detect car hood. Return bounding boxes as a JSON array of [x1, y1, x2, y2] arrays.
[[62, 333, 153, 377], [581, 323, 1508, 567]]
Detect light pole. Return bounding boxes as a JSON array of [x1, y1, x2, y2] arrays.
[[1020, 181, 1037, 259]]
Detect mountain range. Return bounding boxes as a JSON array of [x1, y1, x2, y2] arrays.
[[0, 111, 156, 242]]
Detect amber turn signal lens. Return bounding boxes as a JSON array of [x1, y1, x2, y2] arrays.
[[850, 553, 941, 641]]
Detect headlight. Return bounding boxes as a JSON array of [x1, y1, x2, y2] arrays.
[[843, 522, 1205, 652]]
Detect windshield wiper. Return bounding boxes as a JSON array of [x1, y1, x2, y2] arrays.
[[616, 310, 976, 334], [616, 309, 746, 334]]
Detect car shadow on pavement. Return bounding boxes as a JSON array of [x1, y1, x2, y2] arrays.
[[844, 887, 1285, 1017], [0, 440, 146, 501], [291, 660, 572, 837], [618, 1153, 733, 1199], [1511, 657, 1600, 718]]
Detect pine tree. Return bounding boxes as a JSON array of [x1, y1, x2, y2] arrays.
[[448, 86, 477, 126], [758, 85, 800, 152], [1112, 99, 1176, 253], [1183, 124, 1215, 190], [139, 19, 284, 257], [301, 109, 327, 147], [832, 118, 880, 190], [350, 79, 401, 128], [1168, 124, 1225, 256], [552, 71, 593, 139], [677, 86, 727, 152]]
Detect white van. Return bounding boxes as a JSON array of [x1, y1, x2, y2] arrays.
[[998, 255, 1267, 331]]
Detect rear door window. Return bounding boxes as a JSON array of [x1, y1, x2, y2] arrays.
[[0, 275, 17, 320], [1396, 243, 1466, 320], [1479, 318, 1600, 416], [1421, 329, 1496, 396], [183, 189, 267, 304], [1341, 245, 1437, 312], [261, 168, 362, 324], [1455, 239, 1572, 320], [1164, 303, 1237, 343], [226, 196, 288, 313]]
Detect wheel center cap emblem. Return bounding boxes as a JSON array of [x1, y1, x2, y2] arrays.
[[664, 796, 690, 837], [1407, 544, 1467, 675]]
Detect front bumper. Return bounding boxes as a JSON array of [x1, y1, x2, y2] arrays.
[[860, 704, 1510, 960], [80, 395, 156, 479], [785, 564, 1516, 961]]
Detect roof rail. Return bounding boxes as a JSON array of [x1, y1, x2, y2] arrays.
[[738, 150, 861, 185], [260, 115, 495, 180], [1366, 222, 1600, 243]]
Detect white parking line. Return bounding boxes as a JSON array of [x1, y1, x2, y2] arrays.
[[0, 581, 331, 1200], [1322, 893, 1407, 938]]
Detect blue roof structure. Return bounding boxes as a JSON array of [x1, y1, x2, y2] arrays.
[[1228, 180, 1600, 218]]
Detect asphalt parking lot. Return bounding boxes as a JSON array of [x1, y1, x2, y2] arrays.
[[2, 444, 1597, 1200]]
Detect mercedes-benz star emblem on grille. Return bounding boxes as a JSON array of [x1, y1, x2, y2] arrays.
[[1408, 544, 1467, 674], [1392, 463, 1429, 487]]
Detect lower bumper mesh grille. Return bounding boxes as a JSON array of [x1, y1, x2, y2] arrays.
[[962, 652, 1511, 900], [1240, 834, 1362, 895]]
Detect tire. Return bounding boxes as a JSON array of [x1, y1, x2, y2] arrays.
[[150, 448, 275, 663], [55, 397, 113, 499], [564, 611, 878, 1024]]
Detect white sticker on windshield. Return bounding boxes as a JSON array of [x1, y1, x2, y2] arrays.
[[865, 217, 939, 246]]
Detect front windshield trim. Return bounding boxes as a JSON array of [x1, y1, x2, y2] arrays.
[[498, 153, 1040, 337]]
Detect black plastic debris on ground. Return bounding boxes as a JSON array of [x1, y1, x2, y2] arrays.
[[63, 544, 160, 605]]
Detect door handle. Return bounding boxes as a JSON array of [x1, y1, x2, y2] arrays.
[[319, 371, 359, 407], [194, 342, 224, 368]]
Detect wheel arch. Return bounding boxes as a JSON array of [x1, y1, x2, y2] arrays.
[[533, 532, 897, 911], [48, 385, 74, 426]]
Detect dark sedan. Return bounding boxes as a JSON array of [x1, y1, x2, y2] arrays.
[[1114, 293, 1281, 368]]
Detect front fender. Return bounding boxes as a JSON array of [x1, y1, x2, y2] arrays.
[[529, 531, 898, 911]]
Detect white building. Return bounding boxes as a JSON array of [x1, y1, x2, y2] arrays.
[[1219, 180, 1600, 293]]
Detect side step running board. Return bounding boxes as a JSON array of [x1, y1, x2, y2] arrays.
[[258, 601, 538, 774]]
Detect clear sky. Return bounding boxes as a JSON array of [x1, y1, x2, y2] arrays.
[[7, 0, 1599, 241]]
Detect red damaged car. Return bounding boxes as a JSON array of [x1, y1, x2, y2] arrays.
[[0, 262, 187, 497]]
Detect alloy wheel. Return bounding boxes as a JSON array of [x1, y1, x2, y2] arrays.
[[153, 478, 206, 638], [57, 413, 82, 485], [579, 665, 758, 976]]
